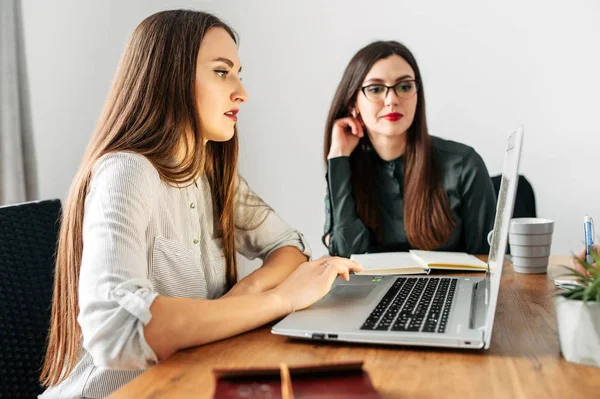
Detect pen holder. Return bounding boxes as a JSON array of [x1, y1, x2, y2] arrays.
[[509, 218, 554, 274]]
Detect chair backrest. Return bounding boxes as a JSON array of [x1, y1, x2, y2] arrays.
[[491, 174, 537, 218], [0, 199, 61, 398]]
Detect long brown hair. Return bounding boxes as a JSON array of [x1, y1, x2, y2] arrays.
[[41, 10, 241, 386], [323, 41, 455, 250]]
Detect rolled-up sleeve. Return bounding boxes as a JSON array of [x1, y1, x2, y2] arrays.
[[233, 176, 312, 261], [78, 153, 159, 370]]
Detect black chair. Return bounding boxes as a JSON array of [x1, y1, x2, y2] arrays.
[[491, 174, 537, 218], [0, 199, 61, 398]]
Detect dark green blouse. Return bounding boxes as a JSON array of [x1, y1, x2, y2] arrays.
[[323, 136, 496, 257]]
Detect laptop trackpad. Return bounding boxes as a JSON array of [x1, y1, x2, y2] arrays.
[[331, 285, 375, 300]]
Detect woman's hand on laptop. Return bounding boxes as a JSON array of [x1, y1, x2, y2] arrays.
[[271, 257, 363, 313]]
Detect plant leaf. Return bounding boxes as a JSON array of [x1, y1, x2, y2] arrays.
[[558, 265, 592, 285], [562, 287, 585, 300], [583, 286, 593, 302], [569, 290, 585, 300], [573, 253, 600, 279], [591, 248, 600, 264], [583, 274, 600, 302], [590, 250, 600, 278]]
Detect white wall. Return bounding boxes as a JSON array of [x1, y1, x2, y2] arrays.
[[20, 0, 600, 257]]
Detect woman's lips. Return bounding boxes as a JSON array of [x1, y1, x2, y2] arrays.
[[382, 112, 403, 122], [225, 109, 238, 122]]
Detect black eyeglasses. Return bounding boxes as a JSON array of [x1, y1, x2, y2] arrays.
[[360, 80, 419, 102]]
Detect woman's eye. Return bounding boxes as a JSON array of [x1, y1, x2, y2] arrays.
[[215, 70, 229, 78], [398, 82, 414, 92], [367, 85, 385, 94]]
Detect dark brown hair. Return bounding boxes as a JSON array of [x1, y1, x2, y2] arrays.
[[323, 41, 455, 249], [41, 10, 242, 386]]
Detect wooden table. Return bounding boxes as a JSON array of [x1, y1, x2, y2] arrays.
[[110, 256, 600, 398]]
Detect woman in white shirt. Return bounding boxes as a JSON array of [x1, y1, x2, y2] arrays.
[[39, 10, 361, 398]]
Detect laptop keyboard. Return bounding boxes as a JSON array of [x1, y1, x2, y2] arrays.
[[361, 277, 457, 333]]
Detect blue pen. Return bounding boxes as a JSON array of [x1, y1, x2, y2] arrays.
[[584, 215, 595, 264]]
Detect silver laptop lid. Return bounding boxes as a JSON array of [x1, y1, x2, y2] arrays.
[[483, 126, 524, 349]]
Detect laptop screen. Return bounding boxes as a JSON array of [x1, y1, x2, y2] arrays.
[[483, 126, 523, 349]]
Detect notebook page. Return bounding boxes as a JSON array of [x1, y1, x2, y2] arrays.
[[350, 252, 425, 272], [409, 250, 487, 270]]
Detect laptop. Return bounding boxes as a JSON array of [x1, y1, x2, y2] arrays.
[[272, 126, 524, 350]]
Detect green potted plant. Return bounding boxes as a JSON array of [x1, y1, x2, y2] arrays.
[[556, 250, 600, 367]]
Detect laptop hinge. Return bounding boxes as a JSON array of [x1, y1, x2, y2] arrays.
[[469, 278, 489, 329]]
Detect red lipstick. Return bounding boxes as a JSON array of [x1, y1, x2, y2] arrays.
[[383, 112, 403, 122]]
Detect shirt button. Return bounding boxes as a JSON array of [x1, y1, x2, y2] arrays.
[[193, 238, 199, 244], [190, 202, 196, 209]]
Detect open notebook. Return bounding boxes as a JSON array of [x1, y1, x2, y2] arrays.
[[350, 250, 487, 275]]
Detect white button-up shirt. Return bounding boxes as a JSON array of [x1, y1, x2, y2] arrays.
[[41, 152, 311, 398]]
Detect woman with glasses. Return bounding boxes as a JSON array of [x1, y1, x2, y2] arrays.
[[323, 41, 496, 257]]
